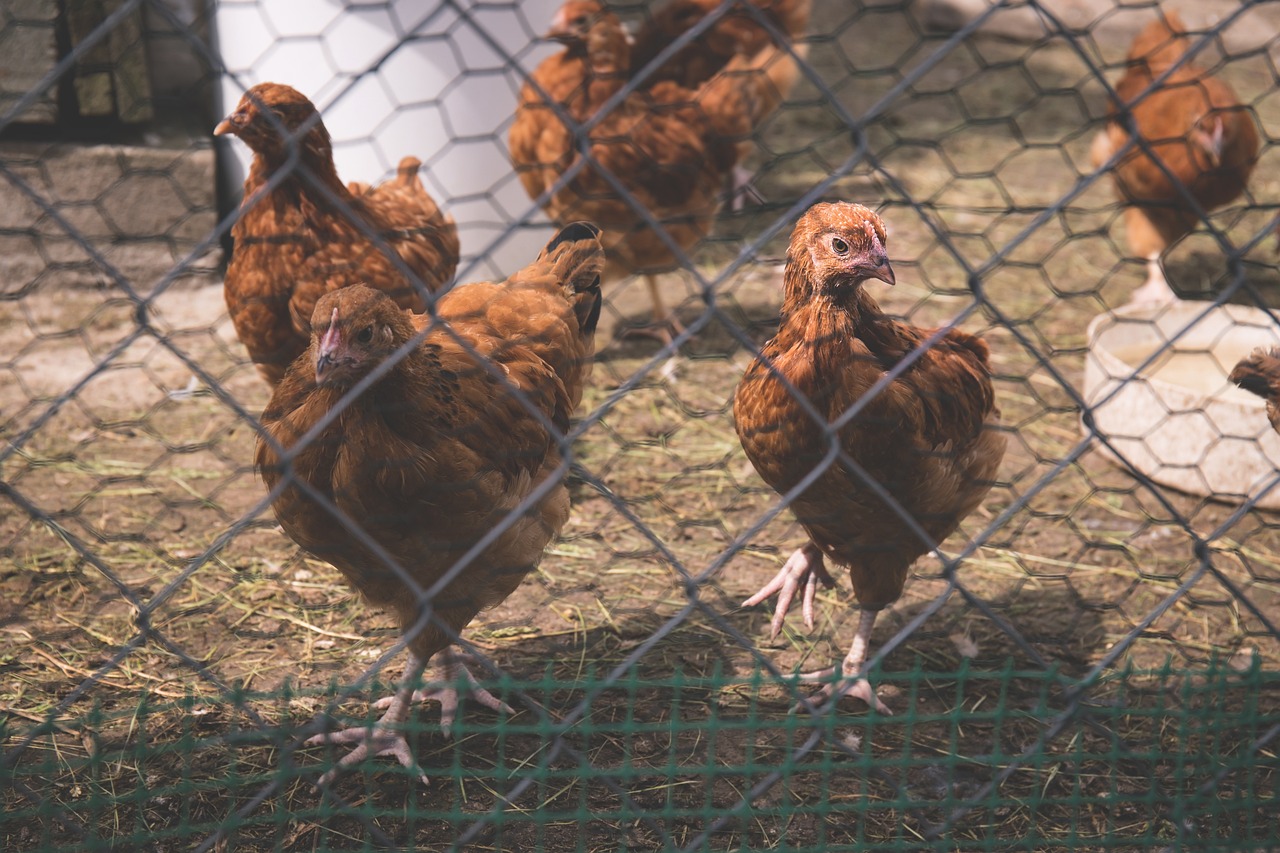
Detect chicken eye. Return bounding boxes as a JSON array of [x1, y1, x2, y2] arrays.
[[356, 325, 374, 344], [831, 237, 850, 255]]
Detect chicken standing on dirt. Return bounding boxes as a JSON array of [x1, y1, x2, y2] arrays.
[[733, 202, 1006, 713], [509, 0, 805, 342], [255, 223, 604, 784], [1231, 348, 1280, 432], [216, 82, 459, 386], [1090, 12, 1259, 305]]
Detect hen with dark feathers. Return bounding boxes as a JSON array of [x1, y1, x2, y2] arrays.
[[1090, 12, 1259, 305], [216, 82, 459, 386], [509, 0, 803, 341], [629, 0, 811, 208], [733, 202, 1006, 713], [256, 222, 603, 784], [630, 0, 811, 89]]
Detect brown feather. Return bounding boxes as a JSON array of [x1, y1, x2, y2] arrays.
[[630, 0, 812, 89], [510, 0, 806, 283]]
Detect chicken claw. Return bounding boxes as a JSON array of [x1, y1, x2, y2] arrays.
[[794, 609, 892, 716], [375, 647, 514, 738], [794, 668, 893, 716], [307, 694, 428, 786], [742, 543, 835, 639]]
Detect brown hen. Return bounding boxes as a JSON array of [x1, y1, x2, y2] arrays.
[[256, 222, 604, 784], [1231, 348, 1280, 432], [630, 0, 810, 207], [509, 0, 803, 341], [630, 0, 811, 89], [1090, 12, 1259, 304], [733, 202, 1006, 713], [216, 82, 459, 386]]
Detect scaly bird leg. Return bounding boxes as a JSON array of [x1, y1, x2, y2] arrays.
[[797, 608, 893, 715], [742, 543, 835, 639], [1129, 253, 1177, 305], [306, 653, 431, 786], [374, 646, 514, 738]]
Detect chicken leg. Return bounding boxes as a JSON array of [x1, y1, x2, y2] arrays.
[[1129, 252, 1177, 305], [306, 653, 431, 786], [729, 164, 766, 212], [373, 646, 514, 737], [743, 547, 893, 715], [797, 608, 892, 715]]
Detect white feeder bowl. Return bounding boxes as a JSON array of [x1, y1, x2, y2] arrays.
[[1082, 300, 1280, 509]]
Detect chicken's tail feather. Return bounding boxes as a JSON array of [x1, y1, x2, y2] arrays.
[[394, 155, 424, 185], [541, 221, 605, 338], [699, 39, 805, 140], [1231, 348, 1280, 403], [1128, 11, 1189, 70]]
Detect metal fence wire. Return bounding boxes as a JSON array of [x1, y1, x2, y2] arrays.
[[3, 0, 1280, 850]]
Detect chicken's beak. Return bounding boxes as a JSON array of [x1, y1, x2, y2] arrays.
[[315, 308, 342, 383], [213, 109, 247, 137], [858, 253, 896, 286]]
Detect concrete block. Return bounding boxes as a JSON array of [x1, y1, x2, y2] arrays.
[[0, 1, 58, 124], [0, 140, 222, 294]]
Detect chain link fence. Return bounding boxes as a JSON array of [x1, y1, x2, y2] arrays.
[[3, 0, 1280, 850]]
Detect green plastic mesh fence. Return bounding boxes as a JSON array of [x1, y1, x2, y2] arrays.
[[3, 0, 1280, 851], [5, 663, 1278, 850]]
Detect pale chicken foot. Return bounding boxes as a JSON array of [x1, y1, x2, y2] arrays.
[[1128, 254, 1177, 305], [374, 646, 514, 738], [796, 608, 893, 716], [306, 654, 431, 786], [742, 543, 835, 639]]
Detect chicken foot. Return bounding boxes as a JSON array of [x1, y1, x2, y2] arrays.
[[797, 608, 893, 715], [374, 646, 514, 738], [306, 654, 431, 786], [742, 543, 835, 639]]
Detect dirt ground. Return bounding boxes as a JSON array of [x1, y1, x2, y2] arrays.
[[4, 1, 1280, 851]]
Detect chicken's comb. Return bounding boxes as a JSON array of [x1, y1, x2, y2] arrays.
[[319, 307, 341, 353]]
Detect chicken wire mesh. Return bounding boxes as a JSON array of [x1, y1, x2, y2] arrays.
[[3, 0, 1280, 851]]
